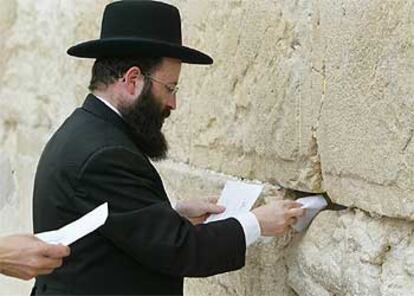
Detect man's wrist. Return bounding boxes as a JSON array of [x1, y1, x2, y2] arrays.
[[251, 209, 263, 235]]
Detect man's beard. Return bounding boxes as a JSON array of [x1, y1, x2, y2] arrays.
[[118, 81, 170, 160]]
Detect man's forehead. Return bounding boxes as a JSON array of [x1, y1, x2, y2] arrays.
[[155, 57, 182, 80], [160, 57, 182, 69]]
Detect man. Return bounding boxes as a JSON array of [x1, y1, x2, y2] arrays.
[[32, 1, 305, 295], [0, 234, 69, 280]]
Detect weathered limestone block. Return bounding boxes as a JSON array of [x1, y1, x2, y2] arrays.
[[317, 0, 414, 218], [155, 159, 296, 296], [0, 0, 109, 135], [286, 210, 414, 296], [164, 0, 323, 192]]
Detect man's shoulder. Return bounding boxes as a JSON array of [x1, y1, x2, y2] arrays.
[[58, 107, 134, 146], [40, 107, 144, 171], [79, 145, 155, 178]]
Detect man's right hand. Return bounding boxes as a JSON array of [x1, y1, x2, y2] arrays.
[[252, 200, 305, 236], [0, 234, 70, 280]]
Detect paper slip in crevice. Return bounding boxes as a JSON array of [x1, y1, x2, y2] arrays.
[[292, 195, 327, 232], [205, 181, 263, 223], [35, 202, 108, 246]]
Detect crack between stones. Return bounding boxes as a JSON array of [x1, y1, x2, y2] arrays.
[[163, 158, 412, 225], [307, 1, 327, 193], [160, 157, 276, 187], [314, 61, 326, 131], [401, 128, 414, 152]]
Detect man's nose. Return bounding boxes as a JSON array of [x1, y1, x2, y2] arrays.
[[166, 95, 176, 110]]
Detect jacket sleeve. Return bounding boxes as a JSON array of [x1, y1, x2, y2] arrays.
[[75, 146, 246, 277]]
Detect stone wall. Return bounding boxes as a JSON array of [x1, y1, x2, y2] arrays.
[[1, 0, 414, 295]]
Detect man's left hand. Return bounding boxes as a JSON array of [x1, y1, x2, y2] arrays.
[[175, 197, 225, 225]]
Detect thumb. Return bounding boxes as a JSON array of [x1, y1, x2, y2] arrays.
[[206, 203, 226, 214]]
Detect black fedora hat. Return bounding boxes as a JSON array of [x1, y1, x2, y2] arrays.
[[67, 0, 213, 64]]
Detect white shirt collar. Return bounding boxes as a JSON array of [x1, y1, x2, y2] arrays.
[[94, 94, 123, 118]]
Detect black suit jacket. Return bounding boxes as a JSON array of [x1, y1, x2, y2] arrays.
[[32, 94, 246, 295]]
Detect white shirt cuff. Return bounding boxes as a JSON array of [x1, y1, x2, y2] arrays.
[[231, 212, 261, 247]]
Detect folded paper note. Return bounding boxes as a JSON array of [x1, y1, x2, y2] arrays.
[[292, 195, 327, 232], [35, 202, 108, 246], [205, 181, 263, 223]]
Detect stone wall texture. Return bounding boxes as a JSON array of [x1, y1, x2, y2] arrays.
[[1, 0, 414, 295]]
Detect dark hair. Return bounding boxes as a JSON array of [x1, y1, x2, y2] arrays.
[[88, 57, 162, 91]]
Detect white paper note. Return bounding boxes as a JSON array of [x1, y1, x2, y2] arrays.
[[292, 195, 327, 232], [35, 202, 109, 246], [205, 181, 263, 223]]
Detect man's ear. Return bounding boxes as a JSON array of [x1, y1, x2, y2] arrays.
[[124, 66, 144, 96]]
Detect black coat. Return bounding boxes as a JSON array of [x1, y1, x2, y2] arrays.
[[32, 94, 246, 295]]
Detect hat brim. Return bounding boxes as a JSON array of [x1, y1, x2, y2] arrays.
[[67, 38, 213, 65]]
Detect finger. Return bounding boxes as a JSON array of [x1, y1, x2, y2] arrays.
[[42, 244, 71, 258], [31, 257, 63, 270], [46, 258, 64, 269], [286, 201, 304, 209], [206, 203, 225, 214], [287, 207, 306, 218], [189, 215, 208, 225]]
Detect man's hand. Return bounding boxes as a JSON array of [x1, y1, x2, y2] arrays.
[[0, 234, 71, 280], [175, 197, 225, 225], [252, 200, 305, 236]]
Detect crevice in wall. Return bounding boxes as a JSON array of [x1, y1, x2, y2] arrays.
[[311, 61, 326, 184], [164, 155, 410, 223], [315, 64, 326, 129], [401, 128, 414, 152], [304, 0, 327, 193]]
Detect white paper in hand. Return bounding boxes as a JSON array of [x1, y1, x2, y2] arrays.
[[205, 181, 263, 223], [35, 202, 108, 246], [292, 195, 327, 232]]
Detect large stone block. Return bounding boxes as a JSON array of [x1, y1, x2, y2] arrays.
[[286, 210, 414, 296], [317, 0, 414, 218], [0, 0, 108, 133], [163, 0, 323, 192]]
